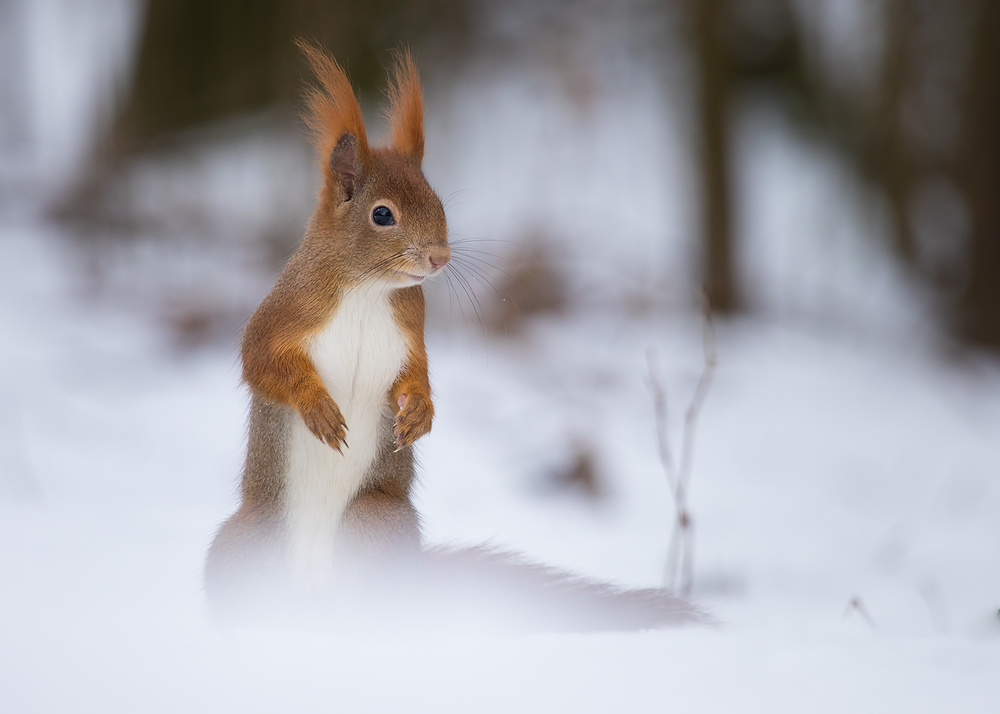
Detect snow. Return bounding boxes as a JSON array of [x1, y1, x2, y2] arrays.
[[2, 212, 998, 712], [2, 2, 999, 710]]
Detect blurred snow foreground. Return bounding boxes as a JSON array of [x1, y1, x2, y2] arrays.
[[1, 209, 999, 712]]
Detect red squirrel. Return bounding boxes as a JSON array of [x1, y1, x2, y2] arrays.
[[205, 44, 701, 631]]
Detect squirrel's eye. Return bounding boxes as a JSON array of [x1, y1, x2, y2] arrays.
[[372, 205, 395, 226]]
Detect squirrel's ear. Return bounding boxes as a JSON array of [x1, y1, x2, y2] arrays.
[[329, 133, 362, 201], [386, 49, 424, 163], [297, 40, 371, 198]]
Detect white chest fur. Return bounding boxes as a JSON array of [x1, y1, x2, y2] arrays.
[[283, 287, 408, 586]]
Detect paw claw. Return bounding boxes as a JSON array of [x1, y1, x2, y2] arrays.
[[392, 391, 432, 450], [300, 391, 349, 452]]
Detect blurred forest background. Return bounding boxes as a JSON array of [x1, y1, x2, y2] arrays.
[[3, 5, 1000, 706], [2, 0, 999, 353]]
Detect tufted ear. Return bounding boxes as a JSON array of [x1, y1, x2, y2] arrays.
[[328, 132, 362, 201], [298, 40, 371, 201], [385, 49, 424, 163]]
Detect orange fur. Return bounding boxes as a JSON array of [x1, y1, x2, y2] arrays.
[[239, 44, 448, 453], [297, 40, 372, 195], [240, 256, 348, 450], [386, 49, 425, 162], [390, 287, 433, 448]]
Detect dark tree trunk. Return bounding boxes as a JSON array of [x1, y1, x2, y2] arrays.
[[877, 0, 917, 265], [113, 0, 472, 152], [956, 1, 1000, 348], [0, 0, 31, 161], [693, 0, 738, 312]]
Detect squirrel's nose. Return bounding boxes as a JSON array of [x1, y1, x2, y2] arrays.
[[428, 246, 450, 272]]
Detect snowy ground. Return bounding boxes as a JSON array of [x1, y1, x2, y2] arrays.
[[2, 3, 999, 708], [1, 209, 999, 713]]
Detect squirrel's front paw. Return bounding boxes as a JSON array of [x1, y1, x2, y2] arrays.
[[300, 392, 349, 452], [393, 392, 432, 451]]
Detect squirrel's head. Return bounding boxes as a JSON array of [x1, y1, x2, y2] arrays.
[[299, 42, 449, 288]]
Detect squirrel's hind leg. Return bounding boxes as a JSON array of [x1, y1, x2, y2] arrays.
[[338, 417, 422, 561], [204, 506, 286, 621], [339, 487, 421, 561]]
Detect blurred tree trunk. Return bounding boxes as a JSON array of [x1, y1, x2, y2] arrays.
[[114, 0, 471, 152], [57, 0, 470, 234], [876, 0, 917, 264], [692, 0, 738, 312], [956, 1, 1000, 348], [0, 1, 31, 168]]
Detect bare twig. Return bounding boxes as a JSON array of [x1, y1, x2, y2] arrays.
[[845, 596, 878, 630], [918, 578, 949, 633], [645, 350, 677, 491], [679, 293, 717, 495], [646, 290, 718, 596]]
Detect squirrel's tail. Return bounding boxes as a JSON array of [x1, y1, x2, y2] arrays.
[[411, 546, 705, 632], [315, 546, 707, 636], [206, 535, 707, 633]]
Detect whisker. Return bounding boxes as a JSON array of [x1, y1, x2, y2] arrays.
[[354, 253, 410, 313], [450, 248, 512, 278], [448, 262, 488, 343], [442, 189, 476, 211], [444, 269, 475, 345], [354, 252, 406, 285], [450, 255, 513, 306], [449, 236, 516, 247], [443, 269, 457, 319], [450, 244, 505, 259]]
